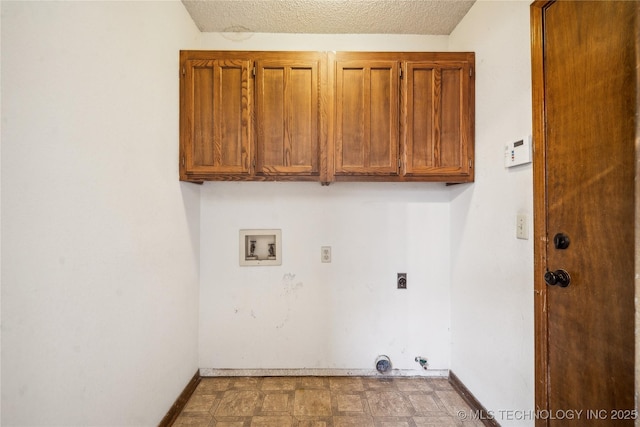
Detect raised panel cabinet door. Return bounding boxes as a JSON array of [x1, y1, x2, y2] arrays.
[[180, 57, 252, 180], [403, 61, 473, 180], [255, 59, 320, 177], [335, 60, 400, 176]]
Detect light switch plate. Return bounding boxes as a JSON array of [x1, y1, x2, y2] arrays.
[[516, 214, 529, 240]]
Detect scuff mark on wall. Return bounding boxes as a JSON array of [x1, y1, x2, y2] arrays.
[[275, 313, 289, 329], [274, 273, 305, 329], [281, 273, 303, 296]]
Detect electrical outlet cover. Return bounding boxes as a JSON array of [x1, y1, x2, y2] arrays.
[[397, 273, 407, 289], [321, 246, 331, 263]]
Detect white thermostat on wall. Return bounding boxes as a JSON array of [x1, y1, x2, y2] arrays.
[[504, 135, 532, 168]]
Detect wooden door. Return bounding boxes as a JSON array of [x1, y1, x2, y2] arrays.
[[531, 2, 637, 426], [255, 57, 320, 178], [180, 56, 252, 181], [403, 61, 473, 180], [334, 59, 399, 176]]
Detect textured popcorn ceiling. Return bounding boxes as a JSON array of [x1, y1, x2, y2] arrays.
[[181, 0, 476, 35]]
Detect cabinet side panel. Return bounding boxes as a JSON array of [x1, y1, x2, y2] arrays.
[[440, 68, 462, 168], [260, 67, 285, 167], [193, 66, 215, 167], [289, 67, 316, 168], [409, 67, 435, 170], [339, 68, 366, 168], [219, 65, 245, 168], [369, 68, 394, 168]]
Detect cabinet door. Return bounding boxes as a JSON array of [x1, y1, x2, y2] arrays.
[[403, 61, 473, 179], [255, 59, 320, 177], [181, 58, 251, 179], [335, 60, 400, 176]]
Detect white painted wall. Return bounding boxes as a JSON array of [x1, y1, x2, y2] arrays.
[[199, 182, 451, 372], [1, 1, 201, 425], [448, 1, 535, 426]]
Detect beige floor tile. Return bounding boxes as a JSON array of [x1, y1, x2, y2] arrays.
[[462, 419, 486, 427], [183, 394, 218, 413], [250, 415, 293, 426], [175, 377, 480, 427], [365, 391, 414, 417], [261, 393, 290, 412], [329, 377, 364, 392], [375, 419, 411, 427], [429, 379, 455, 390], [413, 416, 461, 426], [435, 390, 471, 416], [261, 377, 297, 390], [215, 390, 261, 417], [293, 389, 332, 416], [299, 377, 328, 389], [198, 378, 232, 393], [406, 394, 442, 414], [210, 419, 247, 427], [333, 415, 375, 426], [361, 377, 396, 390], [173, 412, 214, 426], [394, 378, 433, 392], [336, 394, 364, 412], [231, 377, 262, 389], [296, 420, 328, 427]]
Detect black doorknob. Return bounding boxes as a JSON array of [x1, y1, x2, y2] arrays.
[[544, 269, 571, 287], [553, 233, 570, 249]]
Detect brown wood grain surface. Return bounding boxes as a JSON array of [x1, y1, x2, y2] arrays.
[[180, 50, 474, 183], [256, 56, 322, 176], [532, 1, 637, 426]]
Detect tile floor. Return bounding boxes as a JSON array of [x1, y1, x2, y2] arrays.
[[172, 376, 485, 426]]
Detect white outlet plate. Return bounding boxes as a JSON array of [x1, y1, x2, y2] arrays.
[[321, 246, 331, 263]]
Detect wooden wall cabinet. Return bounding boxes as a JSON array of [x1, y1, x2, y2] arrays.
[[330, 52, 475, 183], [334, 58, 400, 177], [180, 51, 474, 184], [402, 58, 474, 181], [180, 55, 252, 180], [180, 51, 326, 182], [255, 55, 325, 179]]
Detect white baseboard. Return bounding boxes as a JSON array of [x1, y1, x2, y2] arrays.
[[199, 368, 449, 378]]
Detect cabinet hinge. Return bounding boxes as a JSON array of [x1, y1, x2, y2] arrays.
[[182, 155, 185, 167], [182, 67, 185, 76], [469, 67, 473, 77], [469, 158, 473, 168]]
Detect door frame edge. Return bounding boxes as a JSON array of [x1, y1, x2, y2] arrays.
[[530, 2, 553, 426]]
